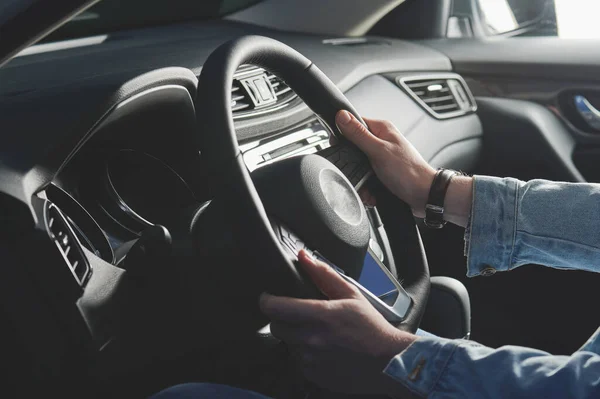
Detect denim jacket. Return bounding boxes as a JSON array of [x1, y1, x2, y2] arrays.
[[384, 176, 600, 398]]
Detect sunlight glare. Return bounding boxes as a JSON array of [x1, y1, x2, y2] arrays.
[[556, 0, 600, 38]]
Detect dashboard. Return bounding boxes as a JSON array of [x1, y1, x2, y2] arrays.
[[0, 19, 483, 352], [0, 19, 488, 393]]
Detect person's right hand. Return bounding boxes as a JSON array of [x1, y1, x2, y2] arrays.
[[336, 110, 436, 217]]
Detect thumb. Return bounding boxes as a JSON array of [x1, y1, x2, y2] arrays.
[[335, 110, 382, 157], [298, 250, 359, 300]]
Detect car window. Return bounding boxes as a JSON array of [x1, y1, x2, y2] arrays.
[[43, 0, 263, 42], [476, 0, 600, 38]]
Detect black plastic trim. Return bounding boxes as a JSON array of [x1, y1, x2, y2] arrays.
[[476, 97, 585, 183]]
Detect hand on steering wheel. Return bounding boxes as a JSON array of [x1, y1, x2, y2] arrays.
[[260, 250, 416, 396], [336, 110, 436, 218]]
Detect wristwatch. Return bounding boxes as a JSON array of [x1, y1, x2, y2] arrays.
[[424, 168, 459, 229]]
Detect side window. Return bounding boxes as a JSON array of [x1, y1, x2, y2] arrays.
[[451, 0, 600, 39]]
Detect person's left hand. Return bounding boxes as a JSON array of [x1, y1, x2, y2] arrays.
[[259, 250, 417, 395]]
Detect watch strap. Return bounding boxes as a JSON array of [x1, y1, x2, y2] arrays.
[[424, 169, 457, 229]]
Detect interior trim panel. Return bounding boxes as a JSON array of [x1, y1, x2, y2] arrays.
[[476, 97, 585, 183], [343, 75, 483, 167], [421, 38, 600, 83]]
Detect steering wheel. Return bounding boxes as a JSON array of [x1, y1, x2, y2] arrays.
[[195, 36, 429, 333]]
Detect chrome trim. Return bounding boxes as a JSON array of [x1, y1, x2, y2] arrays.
[[241, 123, 331, 172], [354, 171, 373, 191], [425, 204, 444, 213], [397, 73, 477, 120], [232, 96, 300, 120]]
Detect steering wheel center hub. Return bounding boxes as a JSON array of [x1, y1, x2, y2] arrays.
[[253, 154, 369, 278], [320, 169, 362, 226]]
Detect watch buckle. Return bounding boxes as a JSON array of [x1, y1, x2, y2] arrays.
[[424, 204, 446, 229]]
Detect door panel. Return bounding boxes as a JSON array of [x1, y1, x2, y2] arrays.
[[420, 37, 600, 354], [573, 148, 600, 183]]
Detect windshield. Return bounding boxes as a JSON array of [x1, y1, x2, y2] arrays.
[[43, 0, 262, 42]]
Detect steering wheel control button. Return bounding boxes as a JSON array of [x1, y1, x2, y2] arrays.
[[480, 267, 496, 277], [319, 145, 371, 190], [275, 222, 307, 257]]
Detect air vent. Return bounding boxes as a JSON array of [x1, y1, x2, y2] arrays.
[[46, 204, 92, 288], [231, 65, 298, 119], [231, 81, 252, 113], [397, 75, 476, 119], [267, 74, 295, 102]]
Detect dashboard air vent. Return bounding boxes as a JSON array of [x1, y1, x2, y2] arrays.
[[46, 204, 92, 287], [231, 81, 252, 113], [267, 74, 294, 103], [397, 75, 477, 119], [231, 65, 298, 119]]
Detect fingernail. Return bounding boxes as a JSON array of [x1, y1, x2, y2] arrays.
[[336, 110, 352, 125], [301, 249, 314, 259], [299, 249, 316, 264]]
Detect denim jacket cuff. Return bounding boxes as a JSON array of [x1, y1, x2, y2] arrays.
[[465, 176, 519, 277], [383, 337, 459, 397]]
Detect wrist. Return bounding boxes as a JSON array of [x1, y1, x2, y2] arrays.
[[377, 329, 417, 363], [443, 175, 474, 228], [410, 166, 436, 218], [376, 331, 418, 397]]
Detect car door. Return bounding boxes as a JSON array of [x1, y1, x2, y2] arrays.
[[373, 0, 600, 354], [428, 1, 600, 356]]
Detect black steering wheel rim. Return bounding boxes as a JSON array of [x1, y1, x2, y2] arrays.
[[195, 35, 429, 333]]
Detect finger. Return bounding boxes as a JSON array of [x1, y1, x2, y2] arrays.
[[298, 250, 360, 300], [259, 292, 329, 324], [335, 110, 383, 156]]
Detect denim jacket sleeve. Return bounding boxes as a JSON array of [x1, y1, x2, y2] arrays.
[[384, 336, 600, 398], [383, 176, 600, 398], [465, 176, 600, 277]]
